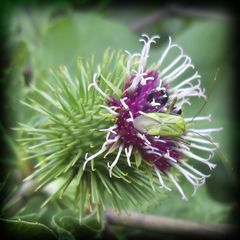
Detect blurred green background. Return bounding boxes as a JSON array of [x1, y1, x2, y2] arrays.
[[0, 2, 236, 239]]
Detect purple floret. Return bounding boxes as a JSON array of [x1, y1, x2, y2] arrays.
[[108, 70, 182, 171]]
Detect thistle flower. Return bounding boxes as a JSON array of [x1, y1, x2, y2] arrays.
[[83, 34, 222, 200], [17, 34, 222, 222]]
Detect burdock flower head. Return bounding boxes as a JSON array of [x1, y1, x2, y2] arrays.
[[18, 34, 222, 221], [83, 34, 221, 199]]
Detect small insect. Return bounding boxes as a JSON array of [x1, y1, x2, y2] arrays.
[[133, 112, 186, 137], [133, 97, 186, 137], [133, 70, 220, 139]]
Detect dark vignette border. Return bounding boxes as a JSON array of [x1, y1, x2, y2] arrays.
[[0, 0, 238, 239]]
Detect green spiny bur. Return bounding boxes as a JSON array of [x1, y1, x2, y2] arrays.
[[17, 50, 161, 224]]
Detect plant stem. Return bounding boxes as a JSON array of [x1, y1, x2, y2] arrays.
[[105, 208, 236, 239], [131, 5, 230, 32], [2, 178, 237, 239]]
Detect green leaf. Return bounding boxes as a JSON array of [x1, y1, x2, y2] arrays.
[[52, 210, 102, 240], [52, 213, 75, 240], [0, 218, 56, 240], [32, 12, 138, 75]]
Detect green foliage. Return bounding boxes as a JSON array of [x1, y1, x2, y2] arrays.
[[0, 218, 57, 240], [51, 210, 103, 240]]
